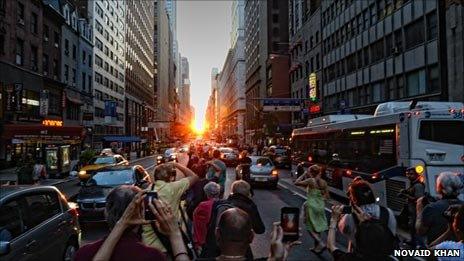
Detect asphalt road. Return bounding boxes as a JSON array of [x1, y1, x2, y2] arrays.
[[71, 155, 346, 260]]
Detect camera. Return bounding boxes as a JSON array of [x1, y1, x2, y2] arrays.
[[144, 191, 158, 220]]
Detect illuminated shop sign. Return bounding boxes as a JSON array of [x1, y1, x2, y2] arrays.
[[309, 104, 321, 114], [350, 131, 365, 135], [370, 129, 395, 134], [308, 73, 317, 102], [42, 119, 63, 127]]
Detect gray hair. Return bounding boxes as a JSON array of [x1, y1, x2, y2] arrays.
[[436, 172, 463, 197], [105, 185, 141, 229], [231, 180, 251, 197], [204, 182, 221, 198]]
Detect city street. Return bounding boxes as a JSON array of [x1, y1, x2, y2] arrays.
[[74, 155, 343, 260]]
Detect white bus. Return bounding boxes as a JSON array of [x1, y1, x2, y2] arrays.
[[291, 101, 464, 213]]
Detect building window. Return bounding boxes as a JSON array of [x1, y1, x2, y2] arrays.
[[0, 34, 4, 54], [82, 72, 86, 89], [371, 39, 384, 63], [88, 54, 92, 67], [316, 54, 320, 70], [427, 65, 439, 93], [397, 75, 404, 98], [346, 54, 356, 73], [357, 50, 362, 69], [43, 54, 49, 75], [88, 75, 92, 91], [387, 77, 396, 100], [372, 81, 384, 102], [66, 104, 79, 121], [363, 9, 369, 29], [31, 12, 38, 34], [406, 69, 426, 96], [95, 55, 103, 67], [48, 93, 60, 115], [54, 32, 59, 48], [426, 12, 437, 40], [385, 34, 393, 57], [15, 38, 24, 65], [17, 2, 25, 24], [53, 59, 59, 78], [394, 29, 403, 53], [95, 72, 102, 84], [405, 19, 425, 49], [72, 69, 76, 83], [30, 45, 38, 71], [43, 25, 49, 41], [272, 14, 278, 23], [363, 47, 369, 66], [72, 45, 76, 59], [64, 65, 69, 82], [82, 50, 86, 64]]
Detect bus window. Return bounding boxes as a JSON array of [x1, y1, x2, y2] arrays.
[[419, 120, 464, 145]]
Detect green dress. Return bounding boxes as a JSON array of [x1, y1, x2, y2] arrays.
[[305, 187, 328, 233]]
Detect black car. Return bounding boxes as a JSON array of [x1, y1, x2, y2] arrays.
[[0, 185, 80, 261], [272, 147, 291, 169], [76, 165, 151, 222]]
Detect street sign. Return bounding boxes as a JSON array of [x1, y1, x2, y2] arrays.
[[262, 98, 301, 112]]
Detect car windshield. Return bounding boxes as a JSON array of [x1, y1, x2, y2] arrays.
[[253, 157, 273, 166], [88, 169, 134, 186], [275, 149, 287, 155], [165, 148, 176, 155], [88, 157, 116, 165], [219, 148, 234, 153]]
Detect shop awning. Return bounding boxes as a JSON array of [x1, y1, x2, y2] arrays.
[[102, 136, 141, 143], [1, 124, 84, 141]]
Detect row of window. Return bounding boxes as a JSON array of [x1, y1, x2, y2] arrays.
[[290, 31, 320, 59], [93, 125, 124, 135], [323, 10, 436, 56], [323, 16, 436, 84], [94, 72, 125, 95], [291, 54, 321, 83], [94, 90, 124, 109], [323, 65, 439, 111]]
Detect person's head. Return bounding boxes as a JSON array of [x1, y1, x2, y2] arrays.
[[212, 149, 221, 159], [154, 164, 176, 182], [348, 179, 376, 206], [308, 164, 321, 178], [105, 185, 141, 230], [215, 208, 254, 253], [204, 182, 221, 199], [436, 172, 463, 198], [452, 205, 464, 240], [231, 180, 251, 198], [405, 167, 420, 182], [240, 150, 248, 158]]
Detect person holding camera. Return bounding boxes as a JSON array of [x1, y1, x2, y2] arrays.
[[338, 178, 397, 252], [294, 165, 329, 254], [416, 171, 463, 245], [75, 186, 189, 261], [398, 167, 425, 247], [142, 162, 199, 253], [431, 205, 464, 260]]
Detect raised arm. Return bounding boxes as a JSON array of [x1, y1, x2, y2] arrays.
[[172, 162, 199, 186], [294, 173, 312, 187]]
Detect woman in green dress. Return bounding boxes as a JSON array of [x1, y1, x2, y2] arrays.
[[294, 164, 329, 254]]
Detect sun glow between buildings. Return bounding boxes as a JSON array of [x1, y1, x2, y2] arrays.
[[191, 117, 205, 135]]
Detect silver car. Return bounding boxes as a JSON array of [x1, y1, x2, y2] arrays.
[[244, 156, 279, 189]]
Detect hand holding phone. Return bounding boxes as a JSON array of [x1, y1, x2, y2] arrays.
[[144, 191, 158, 220], [281, 207, 300, 242]]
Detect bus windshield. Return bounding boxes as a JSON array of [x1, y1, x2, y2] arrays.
[[419, 120, 464, 145]]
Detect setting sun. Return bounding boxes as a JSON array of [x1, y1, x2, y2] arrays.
[[191, 117, 205, 135]]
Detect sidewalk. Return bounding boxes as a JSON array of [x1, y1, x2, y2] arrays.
[[0, 167, 78, 186]]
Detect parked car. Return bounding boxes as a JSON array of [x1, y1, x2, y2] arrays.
[[77, 155, 129, 183], [271, 146, 291, 169], [76, 165, 151, 222], [236, 156, 279, 189], [0, 185, 80, 261], [219, 147, 239, 167]]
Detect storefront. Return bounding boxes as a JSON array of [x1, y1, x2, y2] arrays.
[[0, 123, 84, 177]]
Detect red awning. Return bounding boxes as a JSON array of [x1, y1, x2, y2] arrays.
[[1, 124, 85, 140]]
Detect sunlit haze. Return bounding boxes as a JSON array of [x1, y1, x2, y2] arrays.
[[178, 0, 232, 131]]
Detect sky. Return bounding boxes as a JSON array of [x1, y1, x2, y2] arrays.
[[177, 0, 232, 130]]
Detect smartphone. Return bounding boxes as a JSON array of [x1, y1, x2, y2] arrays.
[[144, 191, 158, 220], [281, 207, 300, 242], [342, 205, 352, 214]]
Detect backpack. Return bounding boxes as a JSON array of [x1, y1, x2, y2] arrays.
[[200, 201, 235, 258], [354, 206, 399, 256]]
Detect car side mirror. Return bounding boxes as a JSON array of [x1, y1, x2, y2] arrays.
[[0, 241, 11, 256]]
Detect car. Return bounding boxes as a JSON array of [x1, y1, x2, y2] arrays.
[[236, 156, 279, 189], [159, 148, 178, 164], [218, 147, 239, 167], [294, 161, 312, 178], [78, 154, 129, 183], [0, 185, 80, 261], [76, 165, 151, 222], [272, 147, 291, 169], [100, 148, 115, 156]]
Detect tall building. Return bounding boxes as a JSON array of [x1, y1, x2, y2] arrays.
[[154, 0, 174, 139], [218, 0, 246, 145], [445, 0, 464, 102], [125, 0, 155, 151], [60, 0, 94, 147], [178, 56, 191, 124], [244, 0, 290, 144], [319, 0, 453, 115], [87, 0, 126, 149], [288, 0, 322, 127]]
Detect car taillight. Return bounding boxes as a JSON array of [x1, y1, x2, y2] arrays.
[[271, 170, 278, 176], [346, 170, 352, 176], [308, 156, 313, 162]]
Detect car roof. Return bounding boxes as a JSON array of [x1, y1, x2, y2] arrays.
[[97, 165, 138, 172], [0, 185, 60, 202]]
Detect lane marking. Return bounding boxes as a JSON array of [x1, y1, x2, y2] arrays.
[[278, 181, 333, 213]]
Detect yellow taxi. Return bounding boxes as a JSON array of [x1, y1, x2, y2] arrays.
[[78, 155, 129, 182]]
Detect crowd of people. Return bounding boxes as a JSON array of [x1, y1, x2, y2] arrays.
[[74, 143, 464, 261]]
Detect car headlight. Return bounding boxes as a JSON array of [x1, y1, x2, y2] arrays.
[[78, 170, 87, 176], [157, 155, 163, 160], [271, 170, 278, 177], [171, 155, 177, 159]]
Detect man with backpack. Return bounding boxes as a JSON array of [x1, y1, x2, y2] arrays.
[[201, 180, 265, 259], [337, 179, 397, 253]]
